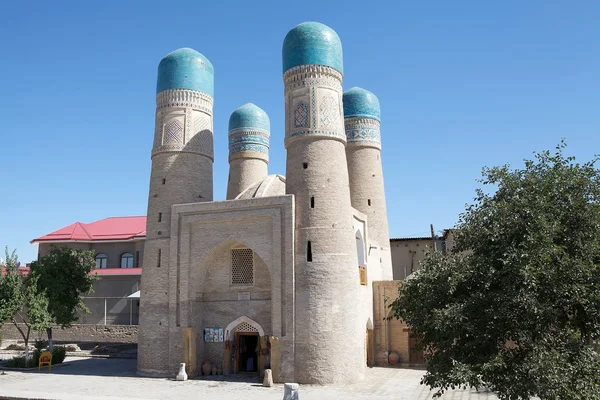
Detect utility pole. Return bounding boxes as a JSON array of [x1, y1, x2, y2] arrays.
[[430, 223, 436, 251]]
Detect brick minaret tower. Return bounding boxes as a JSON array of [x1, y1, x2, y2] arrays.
[[226, 103, 270, 199], [344, 87, 393, 280], [282, 22, 364, 384], [138, 48, 214, 375]]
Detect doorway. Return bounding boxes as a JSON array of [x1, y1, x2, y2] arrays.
[[236, 332, 259, 373]]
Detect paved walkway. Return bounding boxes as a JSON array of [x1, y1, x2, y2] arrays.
[[0, 357, 498, 400]]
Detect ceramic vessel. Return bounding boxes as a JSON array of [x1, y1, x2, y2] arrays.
[[201, 360, 212, 376], [388, 352, 400, 365]]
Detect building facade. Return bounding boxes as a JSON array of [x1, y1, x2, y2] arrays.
[[31, 217, 145, 325], [130, 21, 394, 384]]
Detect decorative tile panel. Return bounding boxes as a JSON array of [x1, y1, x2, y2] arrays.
[[344, 117, 381, 149], [294, 102, 309, 128]]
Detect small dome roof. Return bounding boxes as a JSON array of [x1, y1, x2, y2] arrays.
[[235, 175, 286, 200], [343, 87, 380, 120], [282, 22, 343, 74], [156, 48, 214, 96], [228, 103, 270, 132]]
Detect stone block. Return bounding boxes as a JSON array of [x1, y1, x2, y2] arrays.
[[283, 383, 299, 400], [263, 369, 273, 387]]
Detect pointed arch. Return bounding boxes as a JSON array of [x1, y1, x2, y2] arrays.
[[224, 316, 265, 340]]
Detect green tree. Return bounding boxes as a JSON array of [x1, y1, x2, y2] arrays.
[[389, 141, 600, 399], [0, 247, 51, 360], [29, 246, 98, 350]]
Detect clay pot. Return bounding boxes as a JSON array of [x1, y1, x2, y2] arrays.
[[211, 365, 217, 375], [201, 360, 212, 376], [388, 352, 400, 365]]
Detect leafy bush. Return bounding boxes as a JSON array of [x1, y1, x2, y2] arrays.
[[3, 346, 66, 368], [34, 339, 48, 351], [5, 356, 35, 368], [52, 346, 66, 364]]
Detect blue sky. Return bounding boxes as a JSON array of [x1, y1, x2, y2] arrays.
[[1, 1, 599, 263]]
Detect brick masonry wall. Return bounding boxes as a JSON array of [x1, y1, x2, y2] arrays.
[[2, 324, 137, 344], [373, 280, 414, 365]]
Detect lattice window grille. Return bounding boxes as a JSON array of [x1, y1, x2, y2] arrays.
[[235, 322, 258, 333], [294, 102, 309, 128], [231, 248, 254, 285]]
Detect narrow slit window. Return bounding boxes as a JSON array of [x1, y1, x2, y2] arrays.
[[310, 197, 314, 208], [158, 212, 162, 222], [303, 162, 308, 169], [157, 249, 161, 267], [162, 178, 166, 185], [307, 241, 313, 262], [368, 199, 372, 206]]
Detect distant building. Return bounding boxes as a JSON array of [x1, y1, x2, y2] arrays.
[[31, 216, 145, 325], [390, 229, 456, 280]]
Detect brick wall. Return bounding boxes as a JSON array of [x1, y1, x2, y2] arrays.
[[2, 324, 137, 343], [373, 280, 422, 366]]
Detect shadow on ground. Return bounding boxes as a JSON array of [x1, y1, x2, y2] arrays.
[[16, 357, 140, 378]]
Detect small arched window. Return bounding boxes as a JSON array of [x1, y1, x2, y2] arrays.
[[121, 253, 134, 269], [95, 254, 108, 269]]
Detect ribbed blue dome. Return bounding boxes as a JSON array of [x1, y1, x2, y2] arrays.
[[282, 22, 343, 74], [343, 87, 380, 120], [156, 48, 214, 96], [228, 103, 270, 132]]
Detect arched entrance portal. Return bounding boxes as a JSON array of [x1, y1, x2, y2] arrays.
[[224, 316, 265, 374]]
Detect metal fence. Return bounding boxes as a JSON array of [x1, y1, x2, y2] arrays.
[[79, 296, 139, 325]]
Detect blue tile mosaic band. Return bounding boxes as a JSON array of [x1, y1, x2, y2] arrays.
[[229, 143, 269, 155], [282, 22, 343, 74], [228, 103, 270, 133], [343, 87, 380, 121], [157, 48, 214, 96], [229, 134, 270, 146]]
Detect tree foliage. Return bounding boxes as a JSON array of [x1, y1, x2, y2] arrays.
[[0, 247, 51, 359], [29, 246, 97, 327], [389, 141, 600, 399]]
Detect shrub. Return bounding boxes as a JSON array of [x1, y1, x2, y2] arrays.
[[52, 346, 66, 364], [3, 346, 66, 368], [5, 356, 35, 368], [34, 339, 48, 351]]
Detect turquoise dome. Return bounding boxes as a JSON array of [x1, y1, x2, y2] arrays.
[[282, 22, 343, 74], [343, 87, 380, 120], [156, 48, 214, 96], [228, 103, 270, 132]]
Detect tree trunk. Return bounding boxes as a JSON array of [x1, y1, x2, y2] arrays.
[[47, 327, 53, 352], [11, 317, 31, 361]]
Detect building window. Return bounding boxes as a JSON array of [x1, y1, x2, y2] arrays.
[[135, 251, 140, 268], [231, 248, 254, 286], [95, 254, 108, 269], [307, 241, 313, 262], [121, 253, 134, 269]]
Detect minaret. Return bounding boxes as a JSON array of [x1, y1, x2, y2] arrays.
[[226, 103, 270, 199], [344, 88, 393, 280], [138, 48, 214, 376], [283, 22, 364, 384]]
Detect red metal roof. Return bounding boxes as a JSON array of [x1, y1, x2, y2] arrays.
[[32, 216, 147, 243], [93, 267, 142, 276], [2, 266, 142, 277]]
